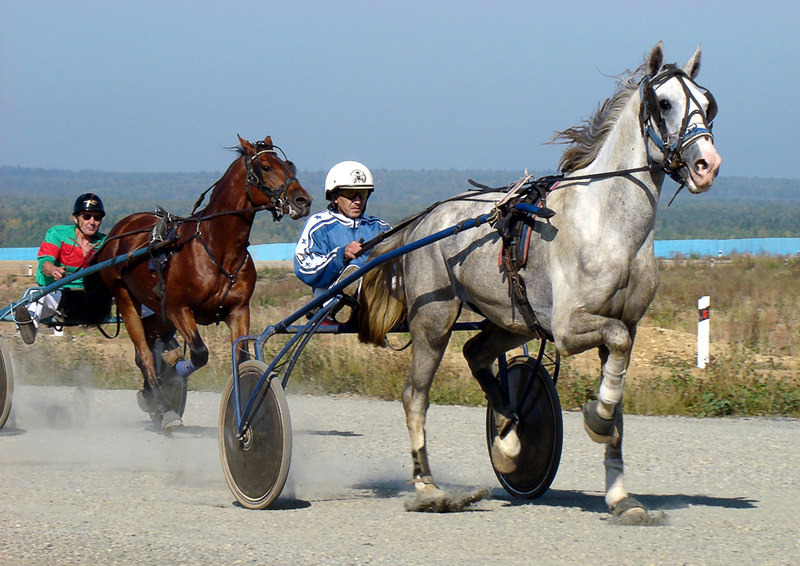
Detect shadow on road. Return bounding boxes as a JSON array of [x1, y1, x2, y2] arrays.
[[495, 488, 758, 512]]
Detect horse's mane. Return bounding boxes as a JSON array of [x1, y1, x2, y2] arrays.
[[553, 63, 649, 173]]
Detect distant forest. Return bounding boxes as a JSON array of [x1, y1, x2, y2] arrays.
[[1, 165, 799, 247]]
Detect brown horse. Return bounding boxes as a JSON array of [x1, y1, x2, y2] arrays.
[[90, 135, 311, 430]]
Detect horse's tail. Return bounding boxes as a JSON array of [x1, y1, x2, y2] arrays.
[[357, 235, 408, 347]]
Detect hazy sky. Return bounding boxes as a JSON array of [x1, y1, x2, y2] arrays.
[[2, 1, 798, 178]]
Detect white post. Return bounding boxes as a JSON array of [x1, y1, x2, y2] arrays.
[[697, 296, 710, 368], [27, 264, 32, 276]]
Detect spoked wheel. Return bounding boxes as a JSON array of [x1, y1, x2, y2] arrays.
[[218, 360, 292, 510], [486, 355, 563, 499], [0, 336, 14, 430], [140, 337, 188, 424]]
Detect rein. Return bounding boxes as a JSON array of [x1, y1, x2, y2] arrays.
[[353, 186, 511, 259], [353, 164, 654, 260]]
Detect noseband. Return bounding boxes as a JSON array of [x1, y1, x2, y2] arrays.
[[640, 65, 717, 184], [244, 142, 299, 221]]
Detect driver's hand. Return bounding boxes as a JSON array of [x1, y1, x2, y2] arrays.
[[344, 241, 362, 260]]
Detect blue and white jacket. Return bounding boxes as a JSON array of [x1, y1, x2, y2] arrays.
[[294, 206, 391, 295]]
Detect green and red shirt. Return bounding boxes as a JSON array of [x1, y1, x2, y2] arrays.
[[36, 225, 107, 288]]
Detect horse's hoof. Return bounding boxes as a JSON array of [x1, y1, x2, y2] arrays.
[[609, 496, 659, 525], [582, 400, 619, 444], [610, 496, 646, 516], [491, 443, 520, 474], [491, 425, 521, 474], [161, 410, 183, 431], [409, 475, 439, 494]]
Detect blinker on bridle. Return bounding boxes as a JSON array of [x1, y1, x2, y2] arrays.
[[640, 64, 717, 187], [244, 141, 299, 221]]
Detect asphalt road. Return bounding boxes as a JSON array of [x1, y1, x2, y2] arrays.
[[1, 385, 798, 565]]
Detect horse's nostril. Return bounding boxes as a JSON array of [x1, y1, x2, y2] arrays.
[[694, 159, 708, 173]]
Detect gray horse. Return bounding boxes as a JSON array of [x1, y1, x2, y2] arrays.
[[357, 43, 721, 520]]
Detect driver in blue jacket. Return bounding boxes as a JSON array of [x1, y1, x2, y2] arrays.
[[294, 161, 390, 321]]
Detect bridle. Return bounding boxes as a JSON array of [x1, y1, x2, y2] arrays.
[[244, 141, 300, 221], [640, 64, 717, 185]]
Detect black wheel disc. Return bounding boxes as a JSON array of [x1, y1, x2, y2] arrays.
[[486, 355, 563, 499], [218, 360, 292, 509], [0, 336, 14, 430]]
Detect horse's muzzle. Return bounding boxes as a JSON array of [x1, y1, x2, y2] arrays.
[[682, 137, 722, 193], [286, 195, 312, 219]]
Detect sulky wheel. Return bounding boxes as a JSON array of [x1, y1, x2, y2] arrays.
[[0, 336, 14, 430], [218, 360, 292, 509], [486, 355, 563, 499]]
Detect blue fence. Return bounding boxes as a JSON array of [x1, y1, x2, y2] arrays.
[[3, 238, 800, 263], [0, 243, 298, 263], [653, 238, 800, 258]]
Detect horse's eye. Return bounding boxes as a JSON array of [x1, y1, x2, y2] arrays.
[[658, 99, 672, 112]]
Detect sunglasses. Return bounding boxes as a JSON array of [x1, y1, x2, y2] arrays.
[[79, 213, 103, 221], [338, 189, 370, 201]]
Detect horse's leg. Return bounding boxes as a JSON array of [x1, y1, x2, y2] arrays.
[[403, 300, 460, 493], [168, 306, 208, 378], [463, 324, 530, 415], [463, 324, 530, 471], [556, 313, 645, 517], [225, 304, 251, 368], [114, 285, 182, 430]]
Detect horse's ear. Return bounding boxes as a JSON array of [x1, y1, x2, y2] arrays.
[[682, 44, 702, 78], [263, 135, 273, 148], [647, 41, 664, 76], [238, 134, 255, 155]]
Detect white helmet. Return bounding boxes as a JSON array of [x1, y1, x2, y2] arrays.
[[324, 161, 374, 200]]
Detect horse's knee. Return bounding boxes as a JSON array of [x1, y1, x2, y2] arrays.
[[601, 320, 631, 356]]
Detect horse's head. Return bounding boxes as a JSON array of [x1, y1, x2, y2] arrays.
[[640, 43, 722, 193], [238, 135, 312, 219]]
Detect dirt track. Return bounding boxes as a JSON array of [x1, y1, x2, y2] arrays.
[[1, 384, 798, 565]]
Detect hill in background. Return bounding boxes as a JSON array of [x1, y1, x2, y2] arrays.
[[1, 165, 799, 247]]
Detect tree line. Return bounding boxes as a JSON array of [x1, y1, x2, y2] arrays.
[[1, 165, 799, 247]]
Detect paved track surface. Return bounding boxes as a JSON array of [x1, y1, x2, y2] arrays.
[[1, 385, 798, 565]]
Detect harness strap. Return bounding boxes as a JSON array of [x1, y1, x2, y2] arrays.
[[501, 250, 543, 336], [493, 177, 561, 337], [194, 229, 250, 323]]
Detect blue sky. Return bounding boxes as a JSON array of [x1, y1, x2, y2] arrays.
[[2, 1, 798, 178]]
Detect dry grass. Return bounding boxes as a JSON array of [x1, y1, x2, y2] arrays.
[[2, 257, 798, 416], [646, 255, 800, 356]]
